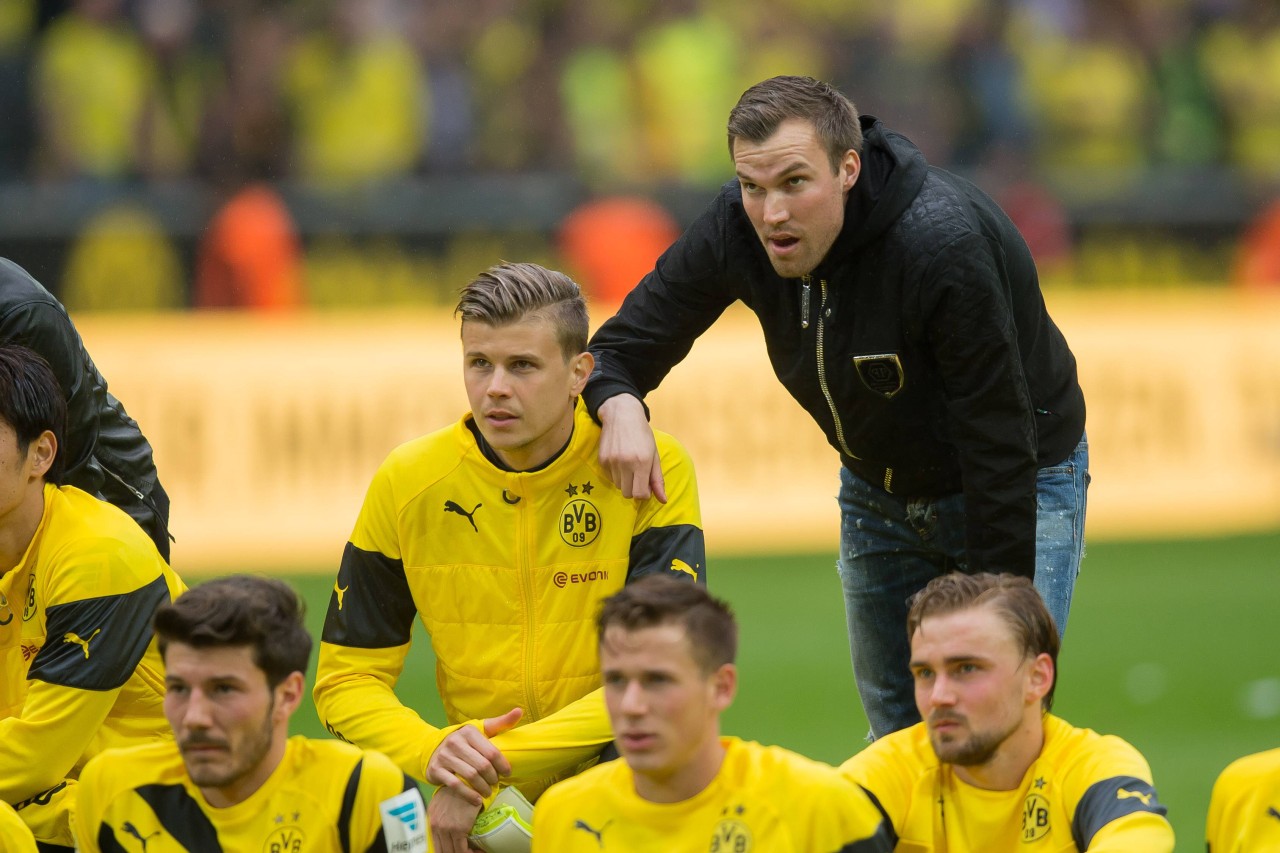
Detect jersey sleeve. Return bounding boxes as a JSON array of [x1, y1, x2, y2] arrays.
[[489, 687, 613, 787], [839, 738, 915, 840], [313, 462, 455, 782], [627, 434, 706, 583], [344, 750, 425, 853], [1063, 736, 1173, 851], [796, 766, 897, 853], [0, 801, 38, 853], [2, 553, 172, 801]]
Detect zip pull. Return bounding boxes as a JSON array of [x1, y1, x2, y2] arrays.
[[800, 276, 811, 329]]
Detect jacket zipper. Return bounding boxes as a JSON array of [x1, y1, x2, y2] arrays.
[[516, 490, 541, 720], [814, 277, 857, 460], [800, 277, 811, 329]]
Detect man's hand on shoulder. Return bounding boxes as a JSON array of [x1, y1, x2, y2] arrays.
[[426, 708, 523, 804], [598, 394, 666, 502]]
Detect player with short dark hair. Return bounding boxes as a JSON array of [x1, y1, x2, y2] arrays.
[[585, 74, 1089, 739], [314, 262, 706, 852], [75, 575, 425, 852], [842, 573, 1173, 851], [533, 576, 893, 852], [0, 257, 171, 559], [0, 343, 185, 849]]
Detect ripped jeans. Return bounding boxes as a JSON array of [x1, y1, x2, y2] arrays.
[[836, 435, 1089, 739]]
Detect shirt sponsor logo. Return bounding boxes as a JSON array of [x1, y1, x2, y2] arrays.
[[553, 570, 609, 589]]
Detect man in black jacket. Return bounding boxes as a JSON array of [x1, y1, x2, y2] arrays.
[[583, 76, 1087, 738], [0, 257, 170, 560]]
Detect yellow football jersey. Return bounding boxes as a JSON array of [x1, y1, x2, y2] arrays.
[[841, 714, 1174, 852], [1, 484, 185, 845], [314, 400, 705, 796], [532, 737, 894, 852], [1207, 747, 1280, 852], [75, 736, 423, 852], [0, 800, 37, 853]]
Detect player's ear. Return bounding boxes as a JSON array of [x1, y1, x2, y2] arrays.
[[840, 149, 860, 192], [27, 430, 56, 480], [1026, 653, 1054, 706], [569, 351, 594, 395], [273, 671, 306, 721], [711, 663, 737, 712]]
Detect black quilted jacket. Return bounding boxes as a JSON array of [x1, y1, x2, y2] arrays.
[[585, 117, 1085, 577], [0, 258, 171, 559]]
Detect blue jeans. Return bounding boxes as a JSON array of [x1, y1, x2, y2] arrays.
[[836, 435, 1089, 739]]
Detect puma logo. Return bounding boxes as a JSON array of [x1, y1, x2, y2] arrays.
[[669, 559, 697, 580], [122, 821, 160, 851], [63, 629, 101, 659], [1267, 806, 1280, 822], [573, 819, 610, 847], [334, 582, 348, 610], [444, 500, 482, 532], [1117, 788, 1152, 806]]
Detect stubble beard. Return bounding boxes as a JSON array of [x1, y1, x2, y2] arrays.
[[930, 717, 1019, 767], [184, 709, 275, 789]]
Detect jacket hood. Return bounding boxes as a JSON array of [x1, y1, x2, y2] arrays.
[[824, 116, 929, 261]]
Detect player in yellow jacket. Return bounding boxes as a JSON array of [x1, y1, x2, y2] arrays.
[[76, 575, 426, 852], [841, 572, 1174, 851], [0, 344, 186, 849], [313, 263, 705, 852], [1206, 747, 1280, 852], [533, 576, 892, 852]]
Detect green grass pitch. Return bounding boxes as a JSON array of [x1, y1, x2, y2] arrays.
[[277, 530, 1280, 848]]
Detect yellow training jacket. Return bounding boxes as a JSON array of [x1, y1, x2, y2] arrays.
[[0, 484, 185, 845], [313, 400, 704, 796]]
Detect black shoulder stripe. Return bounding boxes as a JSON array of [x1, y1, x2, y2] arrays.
[[136, 783, 223, 851], [837, 817, 897, 853], [1071, 775, 1167, 850], [855, 784, 899, 849], [31, 574, 171, 691], [628, 524, 707, 584], [338, 758, 364, 853], [323, 544, 417, 649], [97, 824, 130, 853]]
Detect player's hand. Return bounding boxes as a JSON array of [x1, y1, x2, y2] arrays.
[[426, 707, 524, 804], [428, 785, 485, 853], [598, 394, 666, 502]]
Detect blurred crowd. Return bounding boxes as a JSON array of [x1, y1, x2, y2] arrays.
[[1, 0, 1279, 192]]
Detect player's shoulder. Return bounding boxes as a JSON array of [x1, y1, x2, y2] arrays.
[[371, 419, 473, 492], [729, 739, 865, 800], [288, 737, 407, 786], [41, 485, 174, 590], [1215, 747, 1280, 789], [540, 757, 627, 810], [652, 427, 695, 465], [1045, 716, 1151, 770], [82, 741, 186, 792]]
